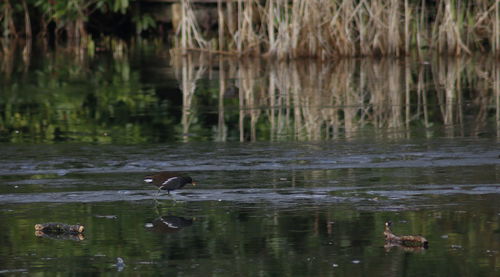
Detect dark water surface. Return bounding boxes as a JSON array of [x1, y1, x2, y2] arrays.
[[1, 41, 499, 276]]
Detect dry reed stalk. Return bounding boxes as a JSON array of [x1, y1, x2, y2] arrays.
[[331, 0, 358, 56], [417, 64, 429, 130], [217, 57, 227, 141], [269, 62, 290, 139], [496, 1, 499, 54], [405, 60, 411, 129], [21, 0, 31, 39], [496, 64, 500, 132], [335, 61, 360, 138], [236, 0, 242, 53], [387, 0, 401, 56], [387, 60, 403, 131], [177, 54, 207, 141], [267, 0, 275, 55], [237, 58, 261, 141], [218, 0, 225, 52], [290, 64, 305, 140], [354, 0, 371, 56], [364, 60, 383, 128], [365, 0, 393, 56], [177, 0, 208, 55], [265, 0, 292, 59], [267, 62, 276, 141], [404, 0, 410, 55], [432, 0, 471, 55], [415, 0, 428, 58], [270, 61, 298, 138], [298, 63, 322, 140], [432, 58, 465, 127], [363, 59, 404, 138], [471, 1, 499, 53], [1, 0, 17, 38], [22, 38, 31, 71], [238, 0, 262, 56]]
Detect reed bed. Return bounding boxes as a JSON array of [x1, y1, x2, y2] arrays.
[[175, 0, 500, 58]]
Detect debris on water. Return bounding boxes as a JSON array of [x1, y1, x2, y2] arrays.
[[279, 178, 287, 181], [441, 235, 449, 239], [332, 263, 339, 267], [95, 215, 118, 219], [352, 260, 361, 264], [144, 223, 154, 228], [114, 257, 125, 272], [486, 250, 498, 255], [0, 269, 28, 274], [451, 244, 463, 250], [57, 170, 68, 176], [14, 185, 19, 189]]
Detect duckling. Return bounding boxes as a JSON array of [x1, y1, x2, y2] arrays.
[[384, 221, 428, 248]]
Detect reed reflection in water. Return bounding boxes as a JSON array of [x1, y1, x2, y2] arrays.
[[172, 54, 499, 142], [1, 39, 498, 143]]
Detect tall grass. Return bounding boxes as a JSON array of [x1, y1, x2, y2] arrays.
[[176, 0, 500, 58]]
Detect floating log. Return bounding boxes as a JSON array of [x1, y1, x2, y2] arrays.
[[34, 223, 85, 234], [384, 221, 428, 248]]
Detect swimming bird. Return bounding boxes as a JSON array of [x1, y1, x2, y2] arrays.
[[384, 221, 428, 248], [144, 171, 195, 196]]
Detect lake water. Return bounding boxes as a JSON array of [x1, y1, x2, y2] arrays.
[[0, 40, 499, 276]]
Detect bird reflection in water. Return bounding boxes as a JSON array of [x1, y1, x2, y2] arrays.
[[145, 215, 194, 234], [384, 242, 427, 253]]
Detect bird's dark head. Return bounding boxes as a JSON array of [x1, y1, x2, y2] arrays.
[[183, 176, 196, 186]]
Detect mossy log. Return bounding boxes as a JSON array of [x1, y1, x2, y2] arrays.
[[34, 223, 84, 234]]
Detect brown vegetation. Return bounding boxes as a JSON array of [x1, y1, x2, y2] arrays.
[[173, 0, 500, 58]]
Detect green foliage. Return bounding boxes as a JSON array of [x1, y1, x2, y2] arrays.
[[1, 0, 156, 38], [132, 14, 157, 35]]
